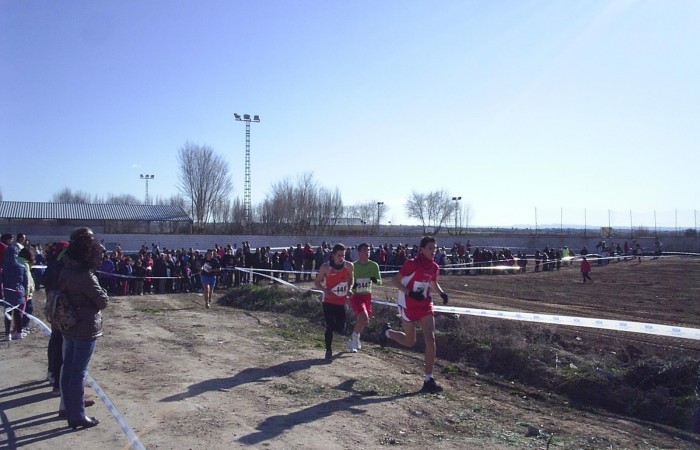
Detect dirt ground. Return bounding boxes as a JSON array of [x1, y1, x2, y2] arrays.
[[2, 256, 700, 449]]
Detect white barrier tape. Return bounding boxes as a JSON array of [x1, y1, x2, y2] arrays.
[[85, 373, 146, 450], [235, 267, 324, 294], [96, 271, 184, 280], [371, 300, 700, 340], [1, 300, 22, 320], [236, 267, 298, 290], [236, 266, 318, 276], [1, 302, 147, 450]]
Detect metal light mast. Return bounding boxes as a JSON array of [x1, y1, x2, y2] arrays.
[[140, 174, 155, 204], [234, 113, 260, 224], [452, 196, 462, 234]]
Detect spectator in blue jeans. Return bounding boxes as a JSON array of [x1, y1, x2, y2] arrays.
[[59, 227, 109, 430]]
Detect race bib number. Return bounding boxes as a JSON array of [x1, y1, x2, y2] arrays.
[[412, 281, 430, 297], [331, 282, 349, 296], [355, 278, 371, 293]]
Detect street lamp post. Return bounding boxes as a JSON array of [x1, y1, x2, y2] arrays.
[[451, 196, 462, 234], [140, 174, 155, 204], [376, 201, 384, 234], [234, 113, 261, 226]]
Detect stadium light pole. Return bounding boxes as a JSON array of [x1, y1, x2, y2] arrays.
[[234, 113, 261, 226], [140, 174, 154, 205], [452, 196, 461, 234], [376, 201, 384, 231]]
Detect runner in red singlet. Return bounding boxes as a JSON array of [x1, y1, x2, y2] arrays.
[[314, 243, 353, 361], [380, 236, 449, 393]]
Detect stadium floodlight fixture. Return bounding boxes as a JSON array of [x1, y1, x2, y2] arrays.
[[234, 113, 261, 226], [139, 174, 155, 204], [452, 196, 462, 233]]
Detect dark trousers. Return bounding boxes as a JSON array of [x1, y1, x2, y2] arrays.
[[323, 303, 346, 351], [48, 329, 64, 387]]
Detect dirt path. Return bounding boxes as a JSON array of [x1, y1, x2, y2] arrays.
[[2, 264, 700, 449]]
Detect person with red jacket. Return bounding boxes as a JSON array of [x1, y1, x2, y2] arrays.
[[581, 256, 593, 283]]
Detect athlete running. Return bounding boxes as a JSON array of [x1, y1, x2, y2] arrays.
[[380, 236, 449, 393], [347, 242, 382, 353], [314, 243, 354, 361]]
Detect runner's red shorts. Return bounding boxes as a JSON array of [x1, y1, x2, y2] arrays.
[[350, 293, 372, 317]]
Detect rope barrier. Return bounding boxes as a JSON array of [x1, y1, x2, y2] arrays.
[[234, 257, 700, 340], [1, 299, 146, 450]]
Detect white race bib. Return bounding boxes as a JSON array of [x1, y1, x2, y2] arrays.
[[355, 277, 371, 293], [331, 282, 349, 296]]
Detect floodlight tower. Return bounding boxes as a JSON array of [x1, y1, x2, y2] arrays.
[[452, 196, 462, 234], [140, 174, 155, 204], [234, 113, 261, 224]]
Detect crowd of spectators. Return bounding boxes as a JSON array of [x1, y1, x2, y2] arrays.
[[4, 233, 659, 303]]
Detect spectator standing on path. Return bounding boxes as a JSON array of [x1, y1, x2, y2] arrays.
[[59, 227, 108, 430], [632, 240, 642, 263], [17, 247, 36, 332], [314, 243, 353, 361], [581, 256, 593, 283], [347, 242, 381, 353], [3, 244, 28, 340], [380, 236, 449, 393], [153, 253, 168, 294], [303, 243, 315, 281], [0, 233, 13, 299], [98, 253, 115, 293], [293, 244, 304, 282], [43, 241, 69, 395]]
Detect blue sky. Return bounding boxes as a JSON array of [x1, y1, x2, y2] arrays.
[[1, 1, 698, 228]]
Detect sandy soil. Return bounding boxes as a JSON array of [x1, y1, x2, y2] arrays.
[[2, 256, 700, 449]]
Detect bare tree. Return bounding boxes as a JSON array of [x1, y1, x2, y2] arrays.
[[262, 172, 343, 234], [105, 194, 140, 205], [210, 197, 231, 233], [314, 187, 343, 234], [405, 189, 455, 234], [52, 187, 93, 203], [347, 200, 386, 234], [377, 202, 388, 227], [155, 194, 187, 208], [457, 202, 473, 235], [176, 141, 233, 228]]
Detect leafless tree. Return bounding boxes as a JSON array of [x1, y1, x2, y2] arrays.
[[154, 194, 187, 209], [405, 189, 455, 234], [314, 187, 343, 234], [261, 172, 343, 234], [346, 200, 387, 234], [51, 188, 93, 203], [457, 202, 473, 235], [104, 194, 140, 205], [177, 141, 233, 228], [210, 197, 232, 233]]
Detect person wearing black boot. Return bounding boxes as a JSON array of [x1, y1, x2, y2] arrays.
[[59, 227, 109, 430]]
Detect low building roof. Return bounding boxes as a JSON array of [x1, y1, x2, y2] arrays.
[[0, 201, 192, 222]]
